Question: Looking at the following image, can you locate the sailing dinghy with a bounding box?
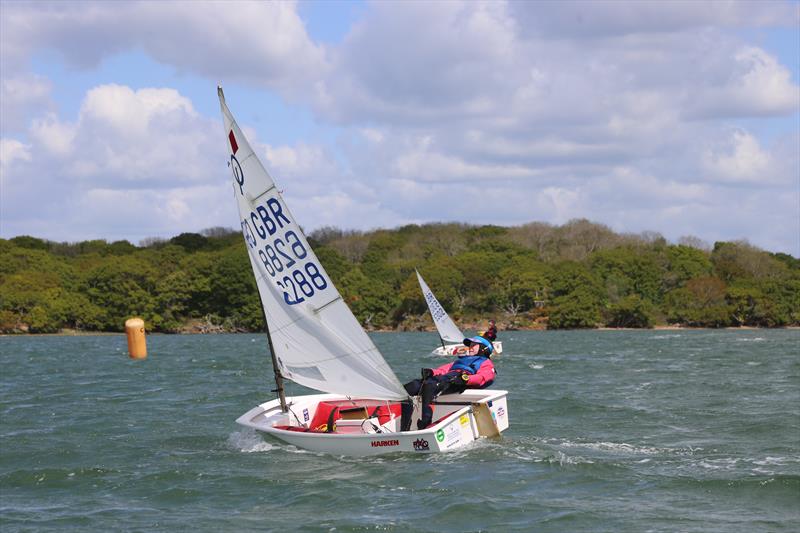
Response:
[416,270,503,356]
[218,87,509,455]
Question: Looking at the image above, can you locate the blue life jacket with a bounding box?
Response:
[450,355,489,375]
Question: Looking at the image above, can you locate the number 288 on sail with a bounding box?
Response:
[236,188,328,305]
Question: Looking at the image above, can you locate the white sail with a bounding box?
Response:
[416,270,464,344]
[218,87,406,400]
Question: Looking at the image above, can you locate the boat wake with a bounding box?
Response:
[227,429,276,453]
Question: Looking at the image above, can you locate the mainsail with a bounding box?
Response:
[218,87,406,400]
[416,270,464,344]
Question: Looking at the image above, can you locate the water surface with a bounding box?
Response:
[1,330,798,531]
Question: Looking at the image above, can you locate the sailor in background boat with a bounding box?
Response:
[480,319,498,342]
[401,336,496,431]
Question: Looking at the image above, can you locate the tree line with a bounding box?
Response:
[1,219,798,334]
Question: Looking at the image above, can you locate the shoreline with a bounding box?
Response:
[4,325,798,337]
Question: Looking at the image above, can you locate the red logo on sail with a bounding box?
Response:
[229,130,239,154]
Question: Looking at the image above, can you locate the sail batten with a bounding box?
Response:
[219,87,407,400]
[416,270,464,344]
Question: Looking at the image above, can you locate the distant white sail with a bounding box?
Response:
[218,87,406,400]
[416,270,464,344]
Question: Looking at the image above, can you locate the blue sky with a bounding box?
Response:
[1,0,798,255]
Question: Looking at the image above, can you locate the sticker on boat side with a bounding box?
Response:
[413,438,429,451]
[443,423,461,448]
[459,415,469,426]
[370,439,399,448]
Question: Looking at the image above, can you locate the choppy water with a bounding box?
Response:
[1,330,798,532]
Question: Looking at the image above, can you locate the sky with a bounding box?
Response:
[1,0,798,256]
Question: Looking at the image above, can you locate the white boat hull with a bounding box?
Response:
[237,389,509,456]
[432,341,503,356]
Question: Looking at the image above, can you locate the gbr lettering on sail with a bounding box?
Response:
[228,136,329,306]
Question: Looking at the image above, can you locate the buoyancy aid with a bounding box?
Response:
[450,355,489,375]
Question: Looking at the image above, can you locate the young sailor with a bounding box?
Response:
[480,319,498,342]
[401,336,496,431]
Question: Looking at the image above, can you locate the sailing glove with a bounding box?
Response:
[447,371,469,392]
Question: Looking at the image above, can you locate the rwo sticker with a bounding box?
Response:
[413,438,429,451]
[435,429,445,442]
[459,415,469,426]
[303,408,309,422]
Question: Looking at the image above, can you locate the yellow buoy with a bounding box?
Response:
[125,317,147,359]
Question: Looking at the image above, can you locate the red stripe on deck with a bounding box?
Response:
[229,130,238,154]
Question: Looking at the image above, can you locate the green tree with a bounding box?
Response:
[9,236,49,250]
[548,287,602,329]
[339,268,398,328]
[589,247,663,303]
[605,295,656,328]
[170,232,210,252]
[205,245,263,330]
[81,256,159,330]
[493,258,549,315]
[662,244,713,291]
[315,245,352,287]
[664,276,731,327]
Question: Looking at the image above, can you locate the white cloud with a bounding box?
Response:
[32,84,222,186]
[509,1,799,39]
[264,143,335,183]
[688,46,800,119]
[0,138,31,177]
[0,1,326,96]
[0,0,798,254]
[30,113,76,156]
[0,83,235,242]
[702,130,774,184]
[0,73,53,135]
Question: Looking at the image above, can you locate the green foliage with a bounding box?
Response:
[712,241,788,282]
[493,257,549,314]
[81,256,159,330]
[662,245,713,290]
[170,232,210,252]
[590,247,663,303]
[339,268,398,328]
[315,246,352,284]
[548,287,602,329]
[605,295,656,328]
[1,223,796,333]
[548,261,604,300]
[108,240,138,255]
[9,236,49,250]
[664,277,731,327]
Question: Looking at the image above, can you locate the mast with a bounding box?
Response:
[265,324,287,412]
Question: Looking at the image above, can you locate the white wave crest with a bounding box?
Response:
[556,440,693,456]
[227,429,275,453]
